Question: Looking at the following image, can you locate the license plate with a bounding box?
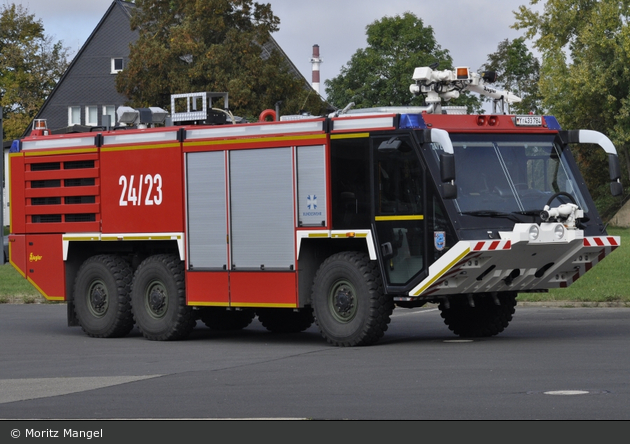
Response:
[515,115,543,126]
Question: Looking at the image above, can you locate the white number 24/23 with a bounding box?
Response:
[119,174,163,206]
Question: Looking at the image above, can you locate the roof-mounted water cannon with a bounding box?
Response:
[539,193,584,229]
[409,65,522,114]
[540,203,584,229]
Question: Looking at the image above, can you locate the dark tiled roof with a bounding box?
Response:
[23,0,310,136]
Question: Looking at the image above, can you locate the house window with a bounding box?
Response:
[86,106,99,126]
[103,105,116,126]
[68,106,81,126]
[111,58,124,74]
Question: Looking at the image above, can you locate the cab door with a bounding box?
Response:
[372,135,427,290]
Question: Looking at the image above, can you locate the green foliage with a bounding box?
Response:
[0,264,45,303]
[513,0,630,220]
[116,0,326,120]
[324,12,482,113]
[483,37,542,114]
[0,3,69,141]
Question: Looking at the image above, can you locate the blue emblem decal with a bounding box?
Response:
[434,231,446,251]
[307,195,317,210]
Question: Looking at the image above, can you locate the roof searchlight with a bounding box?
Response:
[410,65,522,114]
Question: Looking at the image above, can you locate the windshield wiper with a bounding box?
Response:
[514,210,543,219]
[461,210,522,222]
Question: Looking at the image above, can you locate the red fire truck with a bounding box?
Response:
[6,66,622,346]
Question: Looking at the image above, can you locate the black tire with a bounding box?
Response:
[311,251,393,346]
[73,255,134,338]
[438,292,517,338]
[256,308,314,333]
[201,307,255,331]
[131,254,195,341]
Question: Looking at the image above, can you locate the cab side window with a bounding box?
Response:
[330,136,371,229]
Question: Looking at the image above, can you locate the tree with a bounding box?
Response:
[483,37,542,115]
[324,12,482,113]
[513,0,630,219]
[116,0,325,120]
[0,4,69,141]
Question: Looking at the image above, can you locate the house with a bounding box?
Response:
[24,1,138,135]
[24,0,309,135]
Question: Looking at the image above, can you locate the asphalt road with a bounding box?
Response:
[1,303,629,420]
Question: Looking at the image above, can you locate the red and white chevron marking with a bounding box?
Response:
[562,238,619,288]
[583,237,620,248]
[472,240,512,251]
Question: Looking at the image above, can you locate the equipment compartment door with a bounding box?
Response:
[296,145,327,227]
[229,147,296,306]
[229,147,295,270]
[186,151,228,270]
[185,151,230,305]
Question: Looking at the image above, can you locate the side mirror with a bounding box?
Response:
[442,182,457,200]
[609,154,621,181]
[440,153,456,182]
[608,154,623,196]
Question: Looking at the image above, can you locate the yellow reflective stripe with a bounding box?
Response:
[185,134,326,147]
[331,232,368,238]
[331,133,369,139]
[412,247,471,296]
[188,302,230,307]
[375,215,424,222]
[24,148,98,157]
[233,303,298,308]
[308,233,329,238]
[26,277,64,301]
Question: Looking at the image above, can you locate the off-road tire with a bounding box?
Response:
[256,308,314,333]
[438,292,517,338]
[131,254,195,341]
[73,254,134,338]
[201,308,255,331]
[311,251,393,346]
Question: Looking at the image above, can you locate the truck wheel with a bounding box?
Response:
[73,255,134,338]
[311,252,393,346]
[200,308,255,331]
[256,308,314,333]
[131,254,195,341]
[438,292,517,337]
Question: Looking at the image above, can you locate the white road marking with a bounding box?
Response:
[543,390,590,396]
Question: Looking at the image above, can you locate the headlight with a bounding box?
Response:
[529,225,540,240]
[554,224,565,240]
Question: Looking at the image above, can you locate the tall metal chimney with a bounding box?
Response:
[310,44,322,95]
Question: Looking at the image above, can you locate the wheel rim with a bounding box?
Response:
[144,280,168,319]
[328,279,357,323]
[87,280,108,318]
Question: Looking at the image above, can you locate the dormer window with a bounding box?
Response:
[111,58,124,74]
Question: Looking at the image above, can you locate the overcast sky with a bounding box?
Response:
[15,0,542,100]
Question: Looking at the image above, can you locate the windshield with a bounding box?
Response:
[434,134,588,215]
